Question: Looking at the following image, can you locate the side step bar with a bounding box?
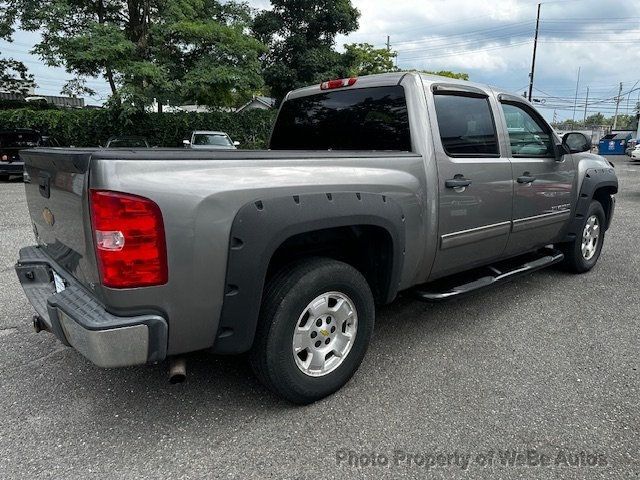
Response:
[411,247,564,302]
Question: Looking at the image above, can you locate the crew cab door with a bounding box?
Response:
[428,85,513,279]
[496,95,575,256]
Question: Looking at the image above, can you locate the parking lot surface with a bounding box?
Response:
[0,156,638,479]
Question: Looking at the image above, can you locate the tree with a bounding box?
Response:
[407,69,469,80]
[253,0,360,101]
[1,0,266,110]
[0,57,35,94]
[342,44,469,81]
[585,113,607,126]
[343,43,397,76]
[0,5,35,94]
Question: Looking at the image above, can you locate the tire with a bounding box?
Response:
[0,174,9,181]
[560,200,606,273]
[250,257,375,404]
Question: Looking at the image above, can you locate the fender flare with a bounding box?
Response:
[213,192,406,354]
[564,166,618,241]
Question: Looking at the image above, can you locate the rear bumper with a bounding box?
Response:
[0,161,24,175]
[15,246,168,368]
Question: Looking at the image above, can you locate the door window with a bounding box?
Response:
[501,103,554,157]
[433,93,499,157]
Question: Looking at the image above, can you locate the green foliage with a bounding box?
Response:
[405,69,469,80]
[253,0,360,101]
[343,43,397,76]
[2,0,266,110]
[0,108,277,149]
[554,113,638,130]
[0,99,59,111]
[0,57,35,94]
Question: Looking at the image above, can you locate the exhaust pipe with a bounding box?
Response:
[168,357,187,384]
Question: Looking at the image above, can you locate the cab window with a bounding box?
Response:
[501,102,554,157]
[433,93,500,157]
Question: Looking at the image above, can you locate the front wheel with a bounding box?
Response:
[250,258,375,404]
[560,200,606,273]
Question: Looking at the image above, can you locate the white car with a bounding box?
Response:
[183,131,240,150]
[632,145,640,160]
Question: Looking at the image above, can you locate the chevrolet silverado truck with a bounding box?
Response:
[14,73,618,404]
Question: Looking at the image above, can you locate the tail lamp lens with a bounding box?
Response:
[89,190,168,288]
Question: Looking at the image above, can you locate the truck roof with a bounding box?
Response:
[285,71,512,102]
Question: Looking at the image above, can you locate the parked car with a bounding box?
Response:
[631,145,640,160]
[14,73,618,404]
[183,131,239,149]
[105,136,151,148]
[0,129,43,180]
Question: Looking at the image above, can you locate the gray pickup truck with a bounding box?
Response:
[15,73,618,404]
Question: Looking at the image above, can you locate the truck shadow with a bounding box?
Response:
[8,266,575,435]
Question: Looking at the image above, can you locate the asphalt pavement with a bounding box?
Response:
[0,156,638,479]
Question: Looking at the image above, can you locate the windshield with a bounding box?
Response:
[270,86,411,151]
[193,134,233,146]
[0,131,40,148]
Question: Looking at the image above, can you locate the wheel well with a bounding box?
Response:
[266,225,395,304]
[592,186,617,229]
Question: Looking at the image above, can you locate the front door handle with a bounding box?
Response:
[517,174,536,184]
[445,177,472,189]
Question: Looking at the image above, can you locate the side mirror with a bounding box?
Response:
[233,141,240,146]
[562,132,591,154]
[182,139,191,147]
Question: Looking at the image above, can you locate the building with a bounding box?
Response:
[236,96,277,113]
[0,91,84,108]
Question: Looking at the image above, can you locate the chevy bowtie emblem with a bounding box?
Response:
[319,329,330,337]
[42,207,55,227]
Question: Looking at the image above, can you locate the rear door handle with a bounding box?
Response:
[445,177,472,188]
[517,175,536,184]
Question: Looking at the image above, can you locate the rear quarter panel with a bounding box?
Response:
[90,153,428,354]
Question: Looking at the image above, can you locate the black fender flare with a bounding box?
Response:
[564,167,618,241]
[213,192,406,354]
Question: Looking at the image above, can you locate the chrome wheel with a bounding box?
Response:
[581,215,600,260]
[292,292,358,377]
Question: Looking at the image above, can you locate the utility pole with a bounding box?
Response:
[572,67,581,122]
[583,86,589,123]
[613,82,623,131]
[386,35,391,52]
[635,99,640,141]
[527,3,542,102]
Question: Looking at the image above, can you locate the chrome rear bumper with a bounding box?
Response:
[15,245,167,368]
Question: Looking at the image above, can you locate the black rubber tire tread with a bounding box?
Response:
[250,257,374,404]
[560,200,606,273]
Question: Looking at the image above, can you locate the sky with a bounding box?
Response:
[1,0,639,122]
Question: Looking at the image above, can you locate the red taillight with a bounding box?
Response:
[320,77,357,90]
[89,190,167,288]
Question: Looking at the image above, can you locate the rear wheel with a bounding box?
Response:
[250,258,374,404]
[560,200,606,273]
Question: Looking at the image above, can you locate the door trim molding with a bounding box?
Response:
[511,210,571,233]
[440,221,511,250]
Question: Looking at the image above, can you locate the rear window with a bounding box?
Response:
[270,86,411,151]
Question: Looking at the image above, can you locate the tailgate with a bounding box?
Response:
[21,149,98,291]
